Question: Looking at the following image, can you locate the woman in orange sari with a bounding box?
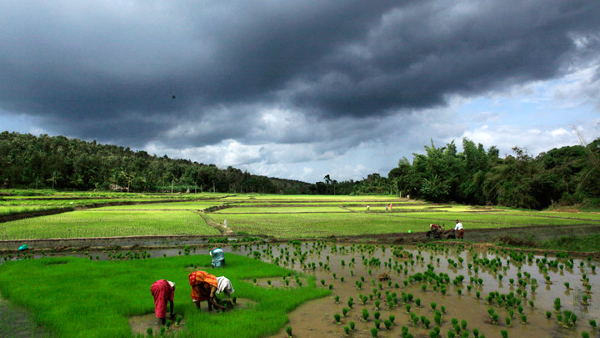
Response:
[188,271,226,311]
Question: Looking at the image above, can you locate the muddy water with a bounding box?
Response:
[226,243,599,338]
[1,243,599,337]
[0,297,50,337]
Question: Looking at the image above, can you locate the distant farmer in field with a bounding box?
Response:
[189,271,226,311]
[454,220,464,239]
[150,279,175,325]
[210,247,225,267]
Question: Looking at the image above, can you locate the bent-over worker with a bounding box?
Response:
[150,279,175,325]
[189,271,226,311]
[210,247,225,268]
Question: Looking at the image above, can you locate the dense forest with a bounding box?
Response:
[0,132,312,194]
[1,132,598,209]
[381,138,600,209]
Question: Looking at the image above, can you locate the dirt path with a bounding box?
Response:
[194,211,234,235]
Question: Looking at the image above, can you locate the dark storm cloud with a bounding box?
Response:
[1,0,599,147]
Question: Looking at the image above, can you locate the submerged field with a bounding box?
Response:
[0,242,598,337]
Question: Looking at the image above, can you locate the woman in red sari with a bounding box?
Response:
[150,279,175,324]
[188,271,226,311]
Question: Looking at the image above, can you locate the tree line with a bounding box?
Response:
[380,138,599,209]
[0,132,311,194]
[1,131,598,209]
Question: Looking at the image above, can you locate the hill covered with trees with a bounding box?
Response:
[380,138,599,209]
[0,132,311,194]
[1,131,598,209]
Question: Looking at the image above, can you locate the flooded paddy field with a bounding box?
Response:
[1,241,599,337]
[232,242,599,338]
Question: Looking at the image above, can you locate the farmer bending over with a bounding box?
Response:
[454,220,464,239]
[189,271,226,311]
[150,279,175,325]
[216,276,235,296]
[210,247,225,268]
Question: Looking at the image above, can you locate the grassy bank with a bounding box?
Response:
[0,253,329,337]
[541,233,600,252]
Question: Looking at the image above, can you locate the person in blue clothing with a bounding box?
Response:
[210,247,225,268]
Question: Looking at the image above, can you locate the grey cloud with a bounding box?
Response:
[1,0,599,149]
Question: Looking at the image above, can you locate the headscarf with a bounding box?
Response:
[216,276,235,295]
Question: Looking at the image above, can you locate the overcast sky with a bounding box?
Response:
[1,1,599,183]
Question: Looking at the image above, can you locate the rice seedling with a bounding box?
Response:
[0,253,328,337]
[334,314,341,324]
[362,308,369,322]
[434,314,442,326]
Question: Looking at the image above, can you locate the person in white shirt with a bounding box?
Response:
[454,220,464,239]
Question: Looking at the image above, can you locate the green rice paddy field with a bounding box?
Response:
[1,191,600,337]
[0,253,328,337]
[1,191,600,240]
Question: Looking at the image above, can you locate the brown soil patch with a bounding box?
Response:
[129,313,185,336]
[129,297,256,335]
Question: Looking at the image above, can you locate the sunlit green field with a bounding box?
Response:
[97,201,223,210]
[2,190,600,240]
[215,206,352,214]
[0,210,220,239]
[0,254,328,337]
[0,206,63,217]
[220,194,407,202]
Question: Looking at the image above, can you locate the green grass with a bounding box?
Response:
[214,206,352,214]
[206,212,414,238]
[96,201,224,210]
[205,208,600,238]
[3,191,600,240]
[541,233,600,252]
[0,254,329,337]
[0,210,220,239]
[0,206,64,217]
[388,211,600,227]
[220,194,405,202]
